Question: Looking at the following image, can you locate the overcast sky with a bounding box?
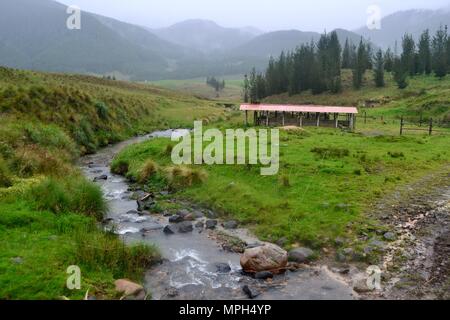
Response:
[57,0,449,31]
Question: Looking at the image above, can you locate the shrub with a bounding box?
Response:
[95,101,109,120]
[138,160,158,183]
[388,151,405,158]
[0,157,13,188]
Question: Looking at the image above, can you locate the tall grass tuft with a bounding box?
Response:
[138,159,158,183]
[73,226,160,278]
[165,166,207,189]
[70,179,108,220]
[26,176,107,220]
[111,159,129,175]
[27,178,69,213]
[0,156,13,188]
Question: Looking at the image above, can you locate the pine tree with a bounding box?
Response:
[418,29,432,74]
[265,56,277,96]
[373,49,385,87]
[432,25,448,79]
[384,48,394,72]
[243,74,249,103]
[393,57,408,89]
[342,38,351,69]
[401,34,416,76]
[249,68,258,103]
[352,39,365,89]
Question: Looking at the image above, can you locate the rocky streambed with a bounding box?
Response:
[81,130,357,300]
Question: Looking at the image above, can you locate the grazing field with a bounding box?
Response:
[150,76,244,102]
[0,67,229,299]
[113,72,450,263]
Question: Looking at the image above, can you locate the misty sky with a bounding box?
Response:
[57,0,449,31]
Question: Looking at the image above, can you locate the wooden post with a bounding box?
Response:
[266,111,270,126]
[299,114,303,127]
[245,111,248,126]
[350,114,354,130]
[335,113,338,128]
[400,116,404,136]
[282,111,285,126]
[316,113,320,127]
[429,118,433,136]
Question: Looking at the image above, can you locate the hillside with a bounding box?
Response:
[0,66,228,299]
[355,9,450,49]
[151,19,260,54]
[264,70,450,122]
[231,28,366,58]
[0,0,187,80]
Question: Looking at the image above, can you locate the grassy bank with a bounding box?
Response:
[0,67,228,299]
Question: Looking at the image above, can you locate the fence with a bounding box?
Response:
[356,111,450,136]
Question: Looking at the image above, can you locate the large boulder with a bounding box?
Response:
[240,243,288,273]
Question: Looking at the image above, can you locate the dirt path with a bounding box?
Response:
[365,169,450,300]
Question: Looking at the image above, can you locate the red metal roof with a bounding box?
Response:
[240,104,358,114]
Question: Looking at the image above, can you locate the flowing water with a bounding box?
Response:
[81,130,356,300]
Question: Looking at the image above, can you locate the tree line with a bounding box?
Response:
[206,76,226,93]
[244,26,450,103]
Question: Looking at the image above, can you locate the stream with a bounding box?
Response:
[81,130,356,300]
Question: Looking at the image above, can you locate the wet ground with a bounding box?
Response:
[81,130,356,300]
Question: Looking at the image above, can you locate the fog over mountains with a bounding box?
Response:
[0,0,449,80]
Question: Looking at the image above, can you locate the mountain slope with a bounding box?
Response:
[152,19,259,53]
[355,9,450,49]
[0,0,184,80]
[229,28,368,59]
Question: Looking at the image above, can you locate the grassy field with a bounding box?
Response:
[150,76,243,102]
[0,67,229,299]
[112,72,450,263]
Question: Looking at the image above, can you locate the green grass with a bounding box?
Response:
[150,75,243,102]
[0,197,159,300]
